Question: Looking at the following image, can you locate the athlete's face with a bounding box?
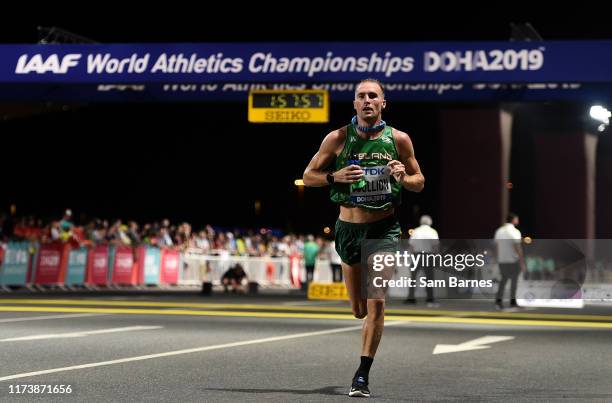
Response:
[354,82,386,122]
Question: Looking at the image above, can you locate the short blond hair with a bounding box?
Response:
[355,78,385,98]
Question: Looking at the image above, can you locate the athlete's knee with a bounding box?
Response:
[352,306,367,319]
[366,300,385,321]
[353,308,367,319]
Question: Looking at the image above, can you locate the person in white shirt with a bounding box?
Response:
[405,215,440,305]
[494,213,526,309]
[328,239,343,282]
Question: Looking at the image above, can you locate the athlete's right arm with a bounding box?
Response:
[303,129,364,187]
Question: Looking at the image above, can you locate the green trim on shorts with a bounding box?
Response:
[334,215,401,265]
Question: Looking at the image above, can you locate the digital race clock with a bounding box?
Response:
[248,89,329,123]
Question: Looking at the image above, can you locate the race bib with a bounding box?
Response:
[350,165,392,204]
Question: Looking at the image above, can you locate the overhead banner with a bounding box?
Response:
[0,82,611,103]
[3,41,612,84]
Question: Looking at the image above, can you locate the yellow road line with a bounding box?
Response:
[1,299,611,321]
[1,306,612,328]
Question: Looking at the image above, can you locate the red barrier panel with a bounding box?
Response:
[34,243,70,285]
[160,248,179,285]
[111,246,136,285]
[290,253,301,288]
[26,248,33,283]
[136,246,146,285]
[87,245,109,285]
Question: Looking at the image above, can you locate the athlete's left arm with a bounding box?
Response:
[388,129,425,192]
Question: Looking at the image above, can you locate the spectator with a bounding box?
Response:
[127,221,141,245]
[59,209,75,233]
[50,221,61,241]
[221,263,248,294]
[157,227,174,247]
[405,215,440,306]
[327,238,343,283]
[494,212,526,310]
[303,234,319,285]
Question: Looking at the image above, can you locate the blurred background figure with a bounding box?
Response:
[494,213,526,310]
[327,237,343,282]
[405,215,440,306]
[221,263,248,294]
[303,234,319,287]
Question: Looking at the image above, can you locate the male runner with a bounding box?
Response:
[303,78,425,397]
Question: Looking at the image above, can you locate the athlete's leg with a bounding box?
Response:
[343,260,373,397]
[361,252,393,357]
[362,298,385,357]
[342,261,386,356]
[343,262,367,319]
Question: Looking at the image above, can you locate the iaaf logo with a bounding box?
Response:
[15,54,81,74]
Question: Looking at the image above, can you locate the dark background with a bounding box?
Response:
[2,10,612,235]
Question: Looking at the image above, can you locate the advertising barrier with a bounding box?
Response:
[87,245,109,286]
[0,242,30,286]
[34,243,70,285]
[160,248,180,285]
[111,246,137,285]
[137,246,161,285]
[65,246,88,285]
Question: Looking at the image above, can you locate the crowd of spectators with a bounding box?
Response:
[0,209,333,259]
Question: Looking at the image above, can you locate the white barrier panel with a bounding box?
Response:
[180,253,335,287]
[181,253,291,287]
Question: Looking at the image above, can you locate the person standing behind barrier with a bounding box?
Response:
[328,238,343,282]
[59,209,74,232]
[405,215,439,306]
[494,213,526,310]
[157,226,174,247]
[303,234,319,285]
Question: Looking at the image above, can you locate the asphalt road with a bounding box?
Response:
[0,292,611,402]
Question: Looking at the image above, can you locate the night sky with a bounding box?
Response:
[2,11,612,235]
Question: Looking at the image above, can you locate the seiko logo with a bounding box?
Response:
[15,54,81,74]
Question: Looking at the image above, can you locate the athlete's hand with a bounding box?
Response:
[333,165,364,183]
[387,160,406,182]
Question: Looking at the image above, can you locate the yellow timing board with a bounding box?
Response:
[248,89,329,123]
[307,282,349,300]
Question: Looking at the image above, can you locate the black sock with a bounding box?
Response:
[356,356,374,379]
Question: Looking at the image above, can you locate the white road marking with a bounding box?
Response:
[0,322,401,381]
[0,326,162,342]
[0,313,110,323]
[433,335,515,354]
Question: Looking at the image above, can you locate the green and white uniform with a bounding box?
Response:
[330,124,402,210]
[332,124,403,265]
